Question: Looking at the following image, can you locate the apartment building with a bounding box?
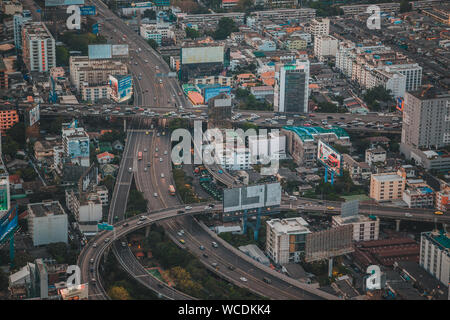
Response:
[21,22,55,73]
[13,10,31,50]
[314,35,338,62]
[342,154,371,181]
[341,2,400,15]
[254,9,316,23]
[403,187,435,208]
[266,217,310,265]
[193,75,233,87]
[69,56,128,91]
[140,23,174,45]
[27,201,68,246]
[2,1,22,15]
[370,172,406,202]
[62,126,90,167]
[80,83,110,102]
[401,89,450,151]
[0,107,19,134]
[65,189,103,223]
[332,215,380,242]
[365,147,387,166]
[308,18,329,36]
[420,230,450,288]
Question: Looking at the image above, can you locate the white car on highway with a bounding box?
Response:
[240,277,248,282]
[185,206,192,210]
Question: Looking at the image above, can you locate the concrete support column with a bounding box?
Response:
[145,225,151,237]
[123,119,127,132]
[395,219,401,232]
[328,257,333,278]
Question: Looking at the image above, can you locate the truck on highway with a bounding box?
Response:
[168,185,176,196]
[138,151,143,160]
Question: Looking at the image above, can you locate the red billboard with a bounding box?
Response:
[317,140,342,176]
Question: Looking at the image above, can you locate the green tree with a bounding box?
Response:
[213,17,238,40]
[147,39,159,50]
[400,0,412,13]
[56,46,70,66]
[0,268,8,291]
[108,286,130,300]
[185,27,200,39]
[101,175,115,193]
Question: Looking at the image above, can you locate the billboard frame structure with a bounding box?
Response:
[222,183,281,240]
[305,225,354,263]
[317,139,343,185]
[0,206,19,267]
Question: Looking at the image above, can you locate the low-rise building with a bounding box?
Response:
[332,214,379,242]
[403,186,434,208]
[266,217,310,265]
[365,147,387,167]
[96,152,115,164]
[369,172,405,202]
[27,201,68,246]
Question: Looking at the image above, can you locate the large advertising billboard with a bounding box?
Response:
[305,225,354,262]
[181,46,224,65]
[27,105,40,127]
[0,206,18,244]
[223,183,281,213]
[317,140,342,176]
[203,86,231,103]
[112,44,129,57]
[68,138,89,159]
[109,75,133,103]
[88,44,112,60]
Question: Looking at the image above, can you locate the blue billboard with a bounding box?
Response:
[203,86,231,103]
[109,75,133,103]
[0,206,18,244]
[88,44,111,60]
[68,138,90,159]
[81,5,96,16]
[45,0,84,6]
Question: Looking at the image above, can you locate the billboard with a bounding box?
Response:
[68,138,90,159]
[203,86,231,103]
[181,46,224,65]
[305,225,354,262]
[396,97,404,111]
[223,183,281,213]
[88,44,112,60]
[27,105,40,127]
[109,75,133,103]
[317,140,342,176]
[341,200,359,218]
[45,0,84,6]
[80,5,96,15]
[112,44,129,57]
[0,206,18,244]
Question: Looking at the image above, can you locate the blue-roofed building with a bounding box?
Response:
[420,230,450,288]
[282,126,350,167]
[402,185,435,208]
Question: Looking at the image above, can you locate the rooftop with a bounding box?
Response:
[267,217,310,234]
[283,126,349,142]
[371,172,403,182]
[28,200,66,218]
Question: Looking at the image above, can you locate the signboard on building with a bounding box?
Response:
[88,44,111,60]
[223,183,281,213]
[203,86,231,103]
[109,75,133,103]
[317,140,342,176]
[68,138,90,159]
[0,206,18,244]
[92,23,99,35]
[305,225,354,262]
[60,283,89,300]
[45,0,84,6]
[80,5,96,15]
[181,46,224,65]
[27,104,40,127]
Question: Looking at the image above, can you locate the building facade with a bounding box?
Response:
[420,231,450,288]
[21,22,56,73]
[27,201,68,246]
[370,172,406,202]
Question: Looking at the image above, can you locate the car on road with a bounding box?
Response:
[179,230,184,235]
[185,206,192,210]
[405,213,412,217]
[240,277,248,282]
[327,206,335,210]
[128,167,132,173]
[144,167,148,172]
[434,211,443,215]
[202,253,209,258]
[263,277,272,284]
[104,238,110,243]
[153,193,158,197]
[211,242,218,248]
[144,148,147,152]
[121,242,127,247]
[211,262,218,268]
[90,258,94,264]
[204,206,210,210]
[159,158,163,162]
[157,133,160,137]
[179,239,185,244]
[177,231,183,236]
[93,243,97,248]
[147,162,151,167]
[227,265,235,271]
[177,210,184,214]
[157,283,164,288]
[164,150,168,155]
[199,245,205,250]
[146,131,149,135]
[155,148,159,152]
[161,173,164,178]
[159,79,162,84]
[91,278,96,285]
[137,220,143,225]
[123,222,129,227]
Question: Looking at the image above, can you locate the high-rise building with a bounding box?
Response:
[207,93,232,129]
[0,107,19,134]
[27,201,68,246]
[274,60,310,113]
[21,22,56,73]
[420,230,450,288]
[369,172,405,202]
[314,35,338,62]
[308,18,330,36]
[401,88,450,150]
[13,10,31,50]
